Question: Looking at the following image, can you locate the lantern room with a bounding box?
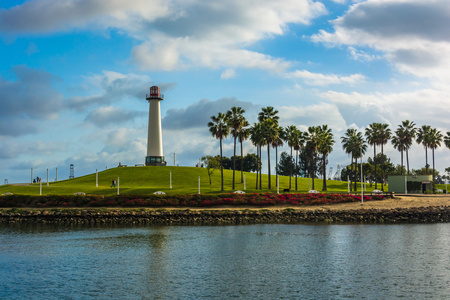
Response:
[146,86,164,100]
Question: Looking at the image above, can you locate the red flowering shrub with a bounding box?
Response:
[0,192,385,208]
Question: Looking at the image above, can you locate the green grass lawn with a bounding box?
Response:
[0,166,386,196]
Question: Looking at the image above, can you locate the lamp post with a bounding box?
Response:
[277,176,279,194]
[170,170,172,189]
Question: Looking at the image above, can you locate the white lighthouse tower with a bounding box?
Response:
[145,86,166,166]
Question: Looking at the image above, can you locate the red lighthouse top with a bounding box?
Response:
[146,86,164,100]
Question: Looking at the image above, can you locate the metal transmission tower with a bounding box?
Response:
[69,164,74,179]
[333,165,341,181]
[328,167,333,180]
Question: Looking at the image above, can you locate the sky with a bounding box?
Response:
[1,0,450,184]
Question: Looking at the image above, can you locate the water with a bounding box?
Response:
[1,223,450,299]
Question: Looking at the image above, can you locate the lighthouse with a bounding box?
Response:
[145,86,166,166]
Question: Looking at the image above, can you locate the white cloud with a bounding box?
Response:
[319,87,450,129]
[311,0,450,81]
[221,69,236,79]
[0,0,327,72]
[285,70,365,86]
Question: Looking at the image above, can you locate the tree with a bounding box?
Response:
[250,123,264,190]
[258,106,280,124]
[260,119,278,189]
[317,125,334,191]
[305,126,320,190]
[242,153,259,173]
[277,151,299,176]
[293,130,305,191]
[208,112,230,192]
[377,123,391,191]
[227,106,246,190]
[238,121,250,183]
[342,129,366,192]
[365,123,380,189]
[201,156,220,185]
[428,127,443,183]
[445,132,450,149]
[284,125,300,189]
[367,154,395,184]
[399,120,416,175]
[258,107,279,190]
[416,125,432,174]
[272,126,284,188]
[391,129,406,175]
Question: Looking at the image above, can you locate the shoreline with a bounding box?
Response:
[1,195,450,224]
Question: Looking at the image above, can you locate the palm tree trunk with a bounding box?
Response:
[232,136,237,190]
[401,149,404,175]
[354,157,357,192]
[381,143,385,191]
[350,155,354,192]
[289,146,293,189]
[259,145,262,190]
[432,147,435,184]
[425,146,429,174]
[275,145,278,187]
[255,146,259,190]
[312,153,315,190]
[295,149,298,190]
[220,137,224,192]
[322,154,327,191]
[240,139,244,183]
[406,148,410,175]
[267,145,271,190]
[373,144,377,190]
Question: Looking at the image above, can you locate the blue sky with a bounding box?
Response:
[1,0,450,183]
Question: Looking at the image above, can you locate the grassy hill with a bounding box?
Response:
[0,166,384,196]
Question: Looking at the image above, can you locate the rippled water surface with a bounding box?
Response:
[1,223,450,299]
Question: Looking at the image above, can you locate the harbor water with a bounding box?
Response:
[1,223,449,299]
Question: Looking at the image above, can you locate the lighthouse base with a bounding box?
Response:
[145,156,166,166]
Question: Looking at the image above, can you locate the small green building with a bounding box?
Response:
[388,175,433,194]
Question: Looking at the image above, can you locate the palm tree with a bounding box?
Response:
[399,120,416,175]
[417,125,432,174]
[391,129,406,175]
[227,106,246,190]
[258,106,280,124]
[341,129,366,192]
[250,123,264,190]
[317,125,334,191]
[365,123,380,189]
[260,119,278,189]
[293,130,305,191]
[284,125,299,189]
[428,128,443,183]
[377,123,391,191]
[208,112,230,192]
[272,126,284,188]
[305,126,320,190]
[238,120,250,183]
[445,132,450,150]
